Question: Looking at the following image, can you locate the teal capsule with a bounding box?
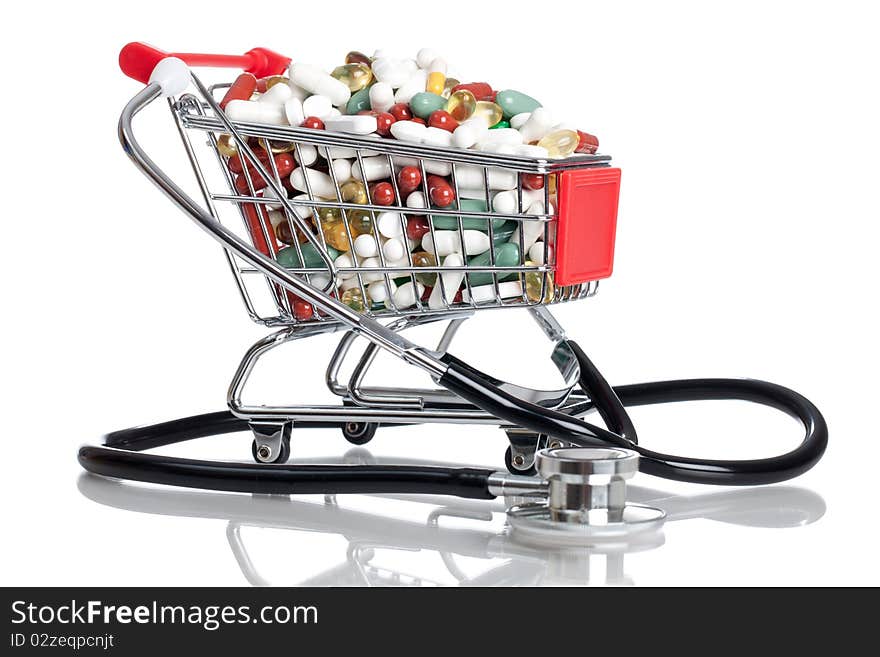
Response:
[429,199,509,230]
[467,242,521,286]
[491,220,517,246]
[409,92,447,120]
[489,119,511,129]
[277,244,339,269]
[346,85,373,114]
[495,89,542,119]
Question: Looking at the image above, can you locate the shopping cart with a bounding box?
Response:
[97,44,825,490]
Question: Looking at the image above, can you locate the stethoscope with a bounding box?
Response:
[77,450,825,585]
[78,352,828,544]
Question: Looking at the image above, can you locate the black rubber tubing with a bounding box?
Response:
[439,355,828,486]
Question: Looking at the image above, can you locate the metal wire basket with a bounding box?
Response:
[169,79,620,327]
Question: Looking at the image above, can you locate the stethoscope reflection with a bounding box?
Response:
[77,448,825,586]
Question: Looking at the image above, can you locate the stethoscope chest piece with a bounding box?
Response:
[507,447,666,547]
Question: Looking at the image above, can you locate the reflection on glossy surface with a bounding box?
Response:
[78,448,825,587]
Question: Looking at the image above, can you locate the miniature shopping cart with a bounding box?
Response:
[117,44,624,475]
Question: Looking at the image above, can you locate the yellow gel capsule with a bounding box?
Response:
[538,129,580,159]
[216,134,238,157]
[323,221,352,251]
[268,140,295,153]
[412,251,437,286]
[347,209,374,236]
[263,76,290,90]
[446,89,476,122]
[317,206,342,225]
[331,63,373,92]
[525,262,554,303]
[473,101,503,127]
[426,71,446,96]
[340,180,368,205]
[341,287,366,312]
[442,77,460,99]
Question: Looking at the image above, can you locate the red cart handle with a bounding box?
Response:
[119,42,291,84]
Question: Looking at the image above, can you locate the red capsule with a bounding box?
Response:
[427,175,455,208]
[292,296,315,321]
[388,103,413,121]
[221,73,258,109]
[406,216,430,241]
[575,131,599,154]
[370,182,395,206]
[234,153,296,193]
[227,147,269,174]
[521,173,545,190]
[301,116,325,130]
[375,112,396,136]
[243,204,275,256]
[397,166,422,195]
[451,82,494,101]
[427,110,459,133]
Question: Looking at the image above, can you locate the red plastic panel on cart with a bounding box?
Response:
[554,167,622,286]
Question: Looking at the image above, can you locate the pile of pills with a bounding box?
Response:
[215,48,601,318]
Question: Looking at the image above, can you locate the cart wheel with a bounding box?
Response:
[251,436,290,464]
[342,422,377,445]
[504,445,537,477]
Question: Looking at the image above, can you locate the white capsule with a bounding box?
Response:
[392,156,452,176]
[492,189,544,214]
[334,253,357,280]
[416,48,441,69]
[394,69,428,104]
[476,142,518,155]
[422,230,490,257]
[517,107,556,143]
[224,99,287,125]
[368,82,395,114]
[510,112,531,129]
[353,233,380,258]
[368,279,397,303]
[290,168,336,198]
[422,126,453,148]
[294,144,318,167]
[261,187,286,211]
[479,128,524,145]
[302,94,334,119]
[377,212,405,238]
[429,57,447,75]
[516,144,550,159]
[318,145,358,159]
[452,125,477,150]
[358,257,384,283]
[324,115,378,135]
[390,120,427,143]
[339,276,361,292]
[428,253,464,309]
[405,191,427,209]
[288,193,318,221]
[259,83,293,106]
[352,156,393,182]
[330,158,352,184]
[454,166,518,190]
[392,281,425,309]
[289,63,351,106]
[382,238,406,262]
[284,97,305,126]
[463,280,523,303]
[509,202,547,252]
[371,58,412,88]
[528,242,546,266]
[326,107,342,118]
[267,209,286,228]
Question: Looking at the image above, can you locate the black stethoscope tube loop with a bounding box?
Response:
[440,341,828,486]
[79,342,827,494]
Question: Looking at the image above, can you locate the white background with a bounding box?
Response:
[1,1,878,586]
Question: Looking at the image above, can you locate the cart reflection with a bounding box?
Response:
[78,448,825,586]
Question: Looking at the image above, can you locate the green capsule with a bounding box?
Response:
[467,242,521,286]
[409,92,447,120]
[429,199,509,230]
[277,244,339,269]
[489,119,510,129]
[346,85,373,115]
[491,220,517,245]
[495,89,542,119]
